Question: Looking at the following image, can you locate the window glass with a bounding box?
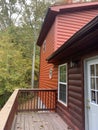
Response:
[59,84,66,103]
[43,40,46,52]
[96,78,98,90]
[90,65,95,76]
[60,65,66,82]
[90,64,98,105]
[91,78,95,90]
[58,64,67,105]
[96,64,98,76]
[91,91,96,103]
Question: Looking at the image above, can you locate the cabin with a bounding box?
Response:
[37,1,98,130]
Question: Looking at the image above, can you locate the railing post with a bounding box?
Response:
[0,89,19,130]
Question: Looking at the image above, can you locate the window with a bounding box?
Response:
[49,68,53,79]
[90,64,98,104]
[58,64,67,106]
[43,40,46,52]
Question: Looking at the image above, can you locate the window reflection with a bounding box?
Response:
[96,64,98,76]
[97,92,98,104]
[60,65,66,82]
[91,78,95,89]
[90,65,95,76]
[96,78,98,90]
[90,64,98,105]
[91,91,96,103]
[59,84,66,103]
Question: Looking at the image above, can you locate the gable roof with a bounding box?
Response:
[46,15,98,64]
[37,2,98,46]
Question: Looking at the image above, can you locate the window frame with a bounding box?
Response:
[43,40,46,52]
[58,63,68,106]
[89,63,98,105]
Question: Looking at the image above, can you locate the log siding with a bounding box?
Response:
[68,62,84,130]
[57,61,84,130]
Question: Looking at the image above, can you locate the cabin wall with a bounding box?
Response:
[38,6,98,130]
[68,61,84,130]
[39,22,58,89]
[39,8,98,89]
[55,9,98,50]
[56,60,84,130]
[56,48,98,130]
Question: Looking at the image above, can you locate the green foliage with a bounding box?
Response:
[0,0,54,108]
[0,91,12,108]
[0,26,39,108]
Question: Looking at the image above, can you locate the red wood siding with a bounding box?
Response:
[39,22,58,89]
[55,9,98,50]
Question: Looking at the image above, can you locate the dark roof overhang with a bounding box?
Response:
[37,2,98,46]
[36,9,58,46]
[46,16,98,64]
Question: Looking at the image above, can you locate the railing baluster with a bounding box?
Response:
[24,91,25,110]
[21,92,23,111]
[49,91,50,110]
[52,91,54,109]
[39,91,41,109]
[17,88,57,112]
[36,91,38,110]
[49,91,52,109]
[27,92,30,111]
[30,91,32,111]
[48,91,49,110]
[44,91,47,109]
[33,90,35,111]
[42,91,43,111]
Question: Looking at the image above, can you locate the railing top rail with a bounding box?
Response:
[0,89,19,130]
[19,88,57,91]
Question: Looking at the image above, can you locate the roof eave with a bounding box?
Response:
[36,9,58,46]
[47,16,98,63]
[37,2,98,46]
[60,2,98,13]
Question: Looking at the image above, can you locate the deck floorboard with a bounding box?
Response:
[11,112,69,130]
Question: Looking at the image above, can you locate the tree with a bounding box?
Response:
[0,0,54,88]
[0,26,34,107]
[0,0,19,30]
[17,0,54,87]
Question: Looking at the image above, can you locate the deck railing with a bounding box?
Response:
[0,89,19,130]
[18,88,57,112]
[0,88,57,130]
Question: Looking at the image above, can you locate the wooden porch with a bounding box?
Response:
[0,88,71,130]
[12,112,68,130]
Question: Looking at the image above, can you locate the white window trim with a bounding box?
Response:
[58,63,67,106]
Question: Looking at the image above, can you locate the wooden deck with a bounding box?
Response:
[11,112,70,130]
